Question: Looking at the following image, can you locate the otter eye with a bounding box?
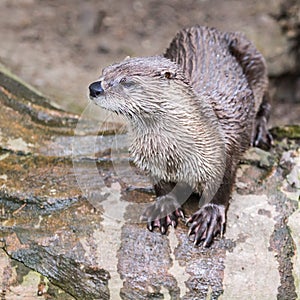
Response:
[164,72,172,79]
[120,78,135,88]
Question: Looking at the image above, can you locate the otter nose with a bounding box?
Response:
[89,81,104,98]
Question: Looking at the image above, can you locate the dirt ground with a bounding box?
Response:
[0,0,299,126]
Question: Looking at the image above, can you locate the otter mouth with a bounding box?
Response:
[88,82,121,115]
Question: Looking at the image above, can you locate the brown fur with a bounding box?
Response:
[89,25,272,246]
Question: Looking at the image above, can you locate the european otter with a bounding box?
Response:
[89,26,272,247]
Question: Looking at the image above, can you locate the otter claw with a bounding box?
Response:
[187,203,225,247]
[253,117,273,150]
[141,195,184,234]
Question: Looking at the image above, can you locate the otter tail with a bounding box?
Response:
[225,31,269,113]
[225,32,273,149]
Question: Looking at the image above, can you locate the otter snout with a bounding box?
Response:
[89,81,104,98]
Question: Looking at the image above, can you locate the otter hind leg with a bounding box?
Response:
[252,92,273,150]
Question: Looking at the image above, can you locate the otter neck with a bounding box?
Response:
[127,92,226,195]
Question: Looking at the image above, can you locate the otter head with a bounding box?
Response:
[89,56,191,120]
[89,56,226,196]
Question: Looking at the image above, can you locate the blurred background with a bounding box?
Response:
[0,0,299,126]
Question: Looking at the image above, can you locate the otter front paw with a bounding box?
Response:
[140,195,185,234]
[187,203,225,247]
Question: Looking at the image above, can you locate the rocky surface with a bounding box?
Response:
[0,61,299,299]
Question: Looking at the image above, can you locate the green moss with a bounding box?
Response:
[271,125,300,139]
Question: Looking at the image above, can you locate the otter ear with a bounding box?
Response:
[164,71,175,79]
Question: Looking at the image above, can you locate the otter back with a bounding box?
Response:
[165,26,268,154]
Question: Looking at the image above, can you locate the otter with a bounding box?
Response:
[89,26,272,247]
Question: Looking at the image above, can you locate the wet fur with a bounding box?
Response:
[89,25,272,246]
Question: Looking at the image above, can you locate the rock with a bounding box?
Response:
[0,66,300,299]
[0,64,111,299]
